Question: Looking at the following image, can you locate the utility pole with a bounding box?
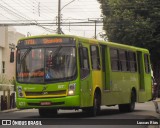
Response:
[88,19,98,39]
[88,18,103,39]
[57,0,61,34]
[57,0,76,34]
[94,20,97,39]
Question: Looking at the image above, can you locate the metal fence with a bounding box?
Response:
[0,85,16,111]
[1,91,16,111]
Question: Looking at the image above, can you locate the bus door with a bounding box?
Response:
[137,52,152,102]
[100,45,110,90]
[79,46,92,107]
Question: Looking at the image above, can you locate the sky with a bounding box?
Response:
[0,0,103,39]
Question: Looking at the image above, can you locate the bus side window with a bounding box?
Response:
[119,50,128,71]
[90,45,101,70]
[79,47,90,79]
[128,52,137,72]
[110,48,120,71]
[144,54,150,73]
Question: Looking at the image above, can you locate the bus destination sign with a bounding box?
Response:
[18,37,75,47]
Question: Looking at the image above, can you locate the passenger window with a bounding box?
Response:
[128,52,137,72]
[110,48,120,71]
[119,50,128,71]
[79,47,90,79]
[144,54,150,73]
[90,45,100,70]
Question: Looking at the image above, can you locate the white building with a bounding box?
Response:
[0,27,25,81]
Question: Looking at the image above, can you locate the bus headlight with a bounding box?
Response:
[17,86,24,97]
[68,83,76,96]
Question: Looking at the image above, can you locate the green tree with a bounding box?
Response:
[98,0,160,88]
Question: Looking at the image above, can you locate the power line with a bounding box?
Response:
[0,0,102,35]
[0,4,27,21]
[0,21,103,26]
[0,0,58,33]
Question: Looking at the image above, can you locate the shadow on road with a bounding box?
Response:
[22,108,156,119]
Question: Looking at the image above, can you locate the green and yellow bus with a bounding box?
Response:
[11,34,152,116]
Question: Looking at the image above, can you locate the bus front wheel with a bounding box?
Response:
[118,91,136,112]
[89,92,101,116]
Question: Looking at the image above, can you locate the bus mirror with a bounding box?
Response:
[17,51,21,64]
[10,51,14,63]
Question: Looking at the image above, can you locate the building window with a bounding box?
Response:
[2,61,5,73]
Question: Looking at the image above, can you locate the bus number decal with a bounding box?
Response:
[58,85,65,89]
[25,40,35,45]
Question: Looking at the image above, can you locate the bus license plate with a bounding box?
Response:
[40,102,51,106]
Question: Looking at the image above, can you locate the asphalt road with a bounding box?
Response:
[0,101,159,128]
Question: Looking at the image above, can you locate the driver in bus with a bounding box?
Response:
[45,67,54,79]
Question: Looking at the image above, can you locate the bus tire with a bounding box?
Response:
[118,91,136,112]
[89,92,101,116]
[39,108,57,117]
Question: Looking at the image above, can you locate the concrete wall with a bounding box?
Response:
[0,49,2,74]
[0,27,7,74]
[0,27,24,111]
[0,27,6,48]
[0,27,25,81]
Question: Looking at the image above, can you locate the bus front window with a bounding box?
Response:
[45,47,76,81]
[17,47,76,83]
[17,48,45,83]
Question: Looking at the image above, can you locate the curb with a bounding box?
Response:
[152,98,160,114]
[0,108,19,113]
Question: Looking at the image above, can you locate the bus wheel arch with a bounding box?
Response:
[119,88,136,112]
[131,87,137,102]
[85,87,101,116]
[82,87,101,116]
[94,87,101,107]
[129,88,137,111]
[92,87,101,116]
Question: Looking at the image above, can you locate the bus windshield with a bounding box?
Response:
[17,46,76,83]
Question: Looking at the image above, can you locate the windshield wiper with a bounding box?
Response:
[20,47,32,64]
[44,45,62,82]
[52,45,62,58]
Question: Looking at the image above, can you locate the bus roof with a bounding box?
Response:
[18,34,149,53]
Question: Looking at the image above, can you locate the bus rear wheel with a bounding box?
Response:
[118,91,136,112]
[39,108,57,117]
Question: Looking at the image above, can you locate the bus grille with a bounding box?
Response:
[25,90,66,97]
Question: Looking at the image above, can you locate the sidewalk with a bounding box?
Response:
[153,98,160,114]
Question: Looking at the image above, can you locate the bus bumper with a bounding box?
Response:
[16,95,80,109]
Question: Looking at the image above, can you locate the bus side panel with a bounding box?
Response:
[101,45,116,105]
[91,70,103,98]
[110,72,139,105]
[138,75,151,102]
[80,75,93,107]
[79,42,93,107]
[137,52,152,102]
